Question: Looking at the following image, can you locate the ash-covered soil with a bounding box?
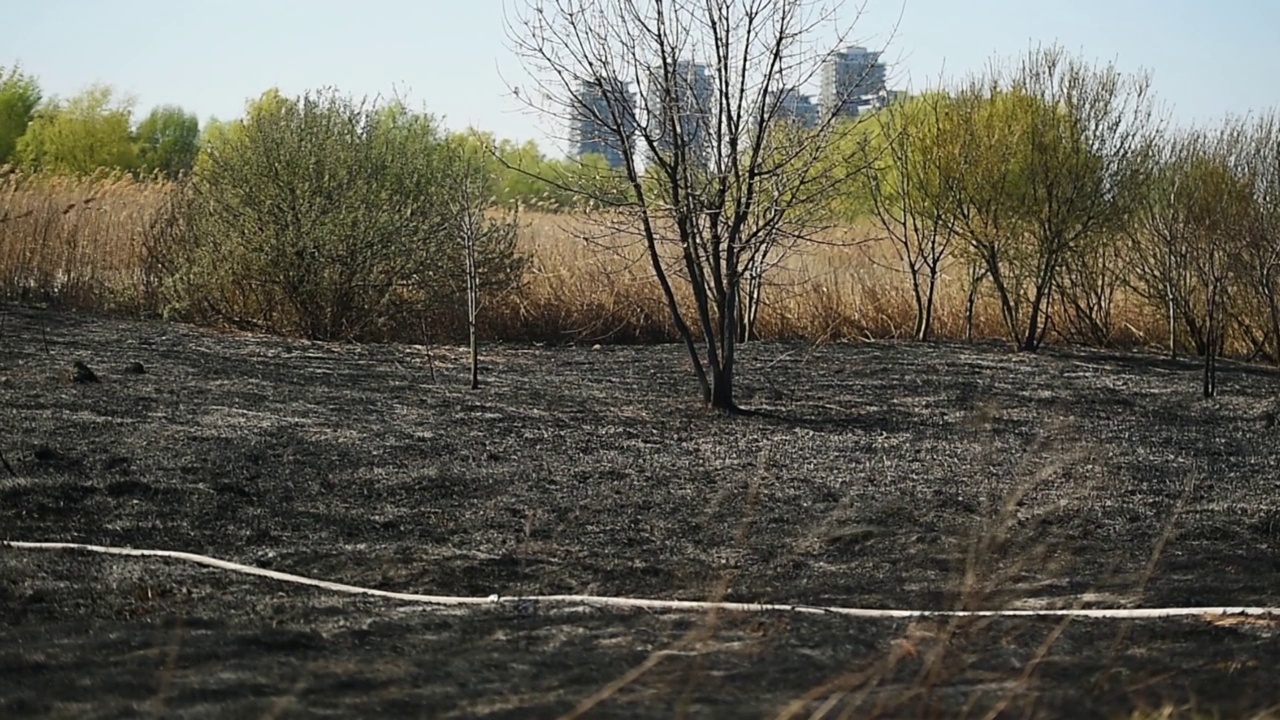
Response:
[1,303,1278,719]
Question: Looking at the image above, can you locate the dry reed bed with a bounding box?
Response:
[0,172,170,313]
[0,174,1167,346]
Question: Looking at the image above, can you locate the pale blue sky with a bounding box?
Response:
[4,0,1278,155]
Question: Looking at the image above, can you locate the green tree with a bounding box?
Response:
[565,152,631,209]
[858,92,959,341]
[15,84,138,174]
[193,116,238,175]
[135,105,199,178]
[0,64,41,165]
[1160,125,1257,397]
[823,116,881,222]
[1222,113,1280,366]
[937,47,1158,351]
[193,89,291,176]
[1124,133,1202,360]
[493,138,572,209]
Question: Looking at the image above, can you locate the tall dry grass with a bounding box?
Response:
[0,170,171,314]
[0,172,1170,347]
[508,211,1058,345]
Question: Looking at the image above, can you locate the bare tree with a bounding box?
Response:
[1226,113,1280,364]
[1124,134,1199,360]
[446,139,522,390]
[1190,148,1234,399]
[507,0,879,410]
[1162,123,1256,397]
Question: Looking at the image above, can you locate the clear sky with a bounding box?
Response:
[4,0,1278,155]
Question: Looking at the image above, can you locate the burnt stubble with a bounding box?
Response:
[1,303,1277,718]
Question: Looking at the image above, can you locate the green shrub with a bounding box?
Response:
[164,89,522,341]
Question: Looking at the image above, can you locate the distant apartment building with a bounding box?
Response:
[570,76,637,169]
[768,86,819,128]
[873,88,906,111]
[819,45,888,119]
[648,60,714,160]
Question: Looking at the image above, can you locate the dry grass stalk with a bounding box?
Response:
[1,175,1180,347]
[0,171,170,313]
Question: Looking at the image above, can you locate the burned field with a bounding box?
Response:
[1,303,1278,719]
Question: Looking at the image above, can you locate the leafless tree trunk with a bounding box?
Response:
[464,226,480,390]
[447,141,521,390]
[964,259,986,342]
[507,0,880,411]
[739,240,770,342]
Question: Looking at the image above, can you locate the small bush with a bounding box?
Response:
[163,89,523,341]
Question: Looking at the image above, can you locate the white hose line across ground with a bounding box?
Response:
[5,540,1279,620]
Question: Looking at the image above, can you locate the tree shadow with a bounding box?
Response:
[734,405,913,434]
[1045,345,1280,381]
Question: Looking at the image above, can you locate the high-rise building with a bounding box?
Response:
[819,45,887,120]
[648,60,714,160]
[570,76,637,169]
[876,89,905,110]
[768,87,819,128]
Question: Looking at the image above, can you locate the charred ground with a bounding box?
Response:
[1,303,1278,718]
